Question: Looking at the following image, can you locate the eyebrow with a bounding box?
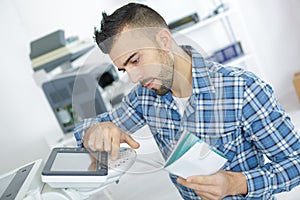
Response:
[123,52,138,67]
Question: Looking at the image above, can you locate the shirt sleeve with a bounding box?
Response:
[241,77,300,198]
[74,87,146,147]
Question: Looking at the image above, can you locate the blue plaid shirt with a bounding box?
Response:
[74,46,300,199]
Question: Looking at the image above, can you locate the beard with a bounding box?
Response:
[151,51,174,96]
[154,68,173,96]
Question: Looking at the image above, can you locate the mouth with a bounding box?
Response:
[142,78,155,90]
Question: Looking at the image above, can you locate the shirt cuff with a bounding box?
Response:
[242,168,273,199]
[73,117,100,147]
[73,112,112,147]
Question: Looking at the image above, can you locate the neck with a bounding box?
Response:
[171,46,192,98]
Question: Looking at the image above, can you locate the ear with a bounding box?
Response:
[156,29,173,51]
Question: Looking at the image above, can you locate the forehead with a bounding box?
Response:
[109,28,159,65]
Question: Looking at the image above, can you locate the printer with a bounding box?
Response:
[41,63,121,134]
[29,30,126,137]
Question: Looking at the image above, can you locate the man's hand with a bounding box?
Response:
[177,170,248,200]
[83,122,140,160]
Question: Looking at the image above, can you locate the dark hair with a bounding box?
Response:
[94,3,168,54]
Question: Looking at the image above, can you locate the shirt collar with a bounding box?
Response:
[181,45,215,95]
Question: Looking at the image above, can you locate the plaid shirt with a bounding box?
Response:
[74,46,300,199]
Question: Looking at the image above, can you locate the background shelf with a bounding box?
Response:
[174,9,234,35]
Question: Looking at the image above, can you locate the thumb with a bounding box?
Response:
[123,134,140,149]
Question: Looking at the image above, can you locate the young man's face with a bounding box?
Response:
[109,28,174,96]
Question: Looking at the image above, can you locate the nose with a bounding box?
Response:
[127,67,143,83]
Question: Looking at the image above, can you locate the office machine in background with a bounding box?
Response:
[30,30,94,72]
[42,63,121,134]
[30,30,124,136]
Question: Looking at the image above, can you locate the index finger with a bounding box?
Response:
[111,132,121,160]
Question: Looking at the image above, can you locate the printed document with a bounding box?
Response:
[164,131,227,178]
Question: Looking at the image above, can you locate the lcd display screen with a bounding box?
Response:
[42,148,107,176]
[50,152,96,172]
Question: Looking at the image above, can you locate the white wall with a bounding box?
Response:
[0,0,60,174]
[0,0,117,174]
[0,1,300,198]
[233,0,300,108]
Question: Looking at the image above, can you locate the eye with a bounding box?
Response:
[131,57,139,64]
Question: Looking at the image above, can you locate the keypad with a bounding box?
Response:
[108,148,136,171]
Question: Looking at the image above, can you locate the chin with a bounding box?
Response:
[154,88,170,96]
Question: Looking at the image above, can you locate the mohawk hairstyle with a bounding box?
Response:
[94,3,168,54]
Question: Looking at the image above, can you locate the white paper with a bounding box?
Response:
[164,142,227,178]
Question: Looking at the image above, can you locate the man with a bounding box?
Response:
[74,3,300,199]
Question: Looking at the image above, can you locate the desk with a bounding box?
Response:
[90,152,182,200]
